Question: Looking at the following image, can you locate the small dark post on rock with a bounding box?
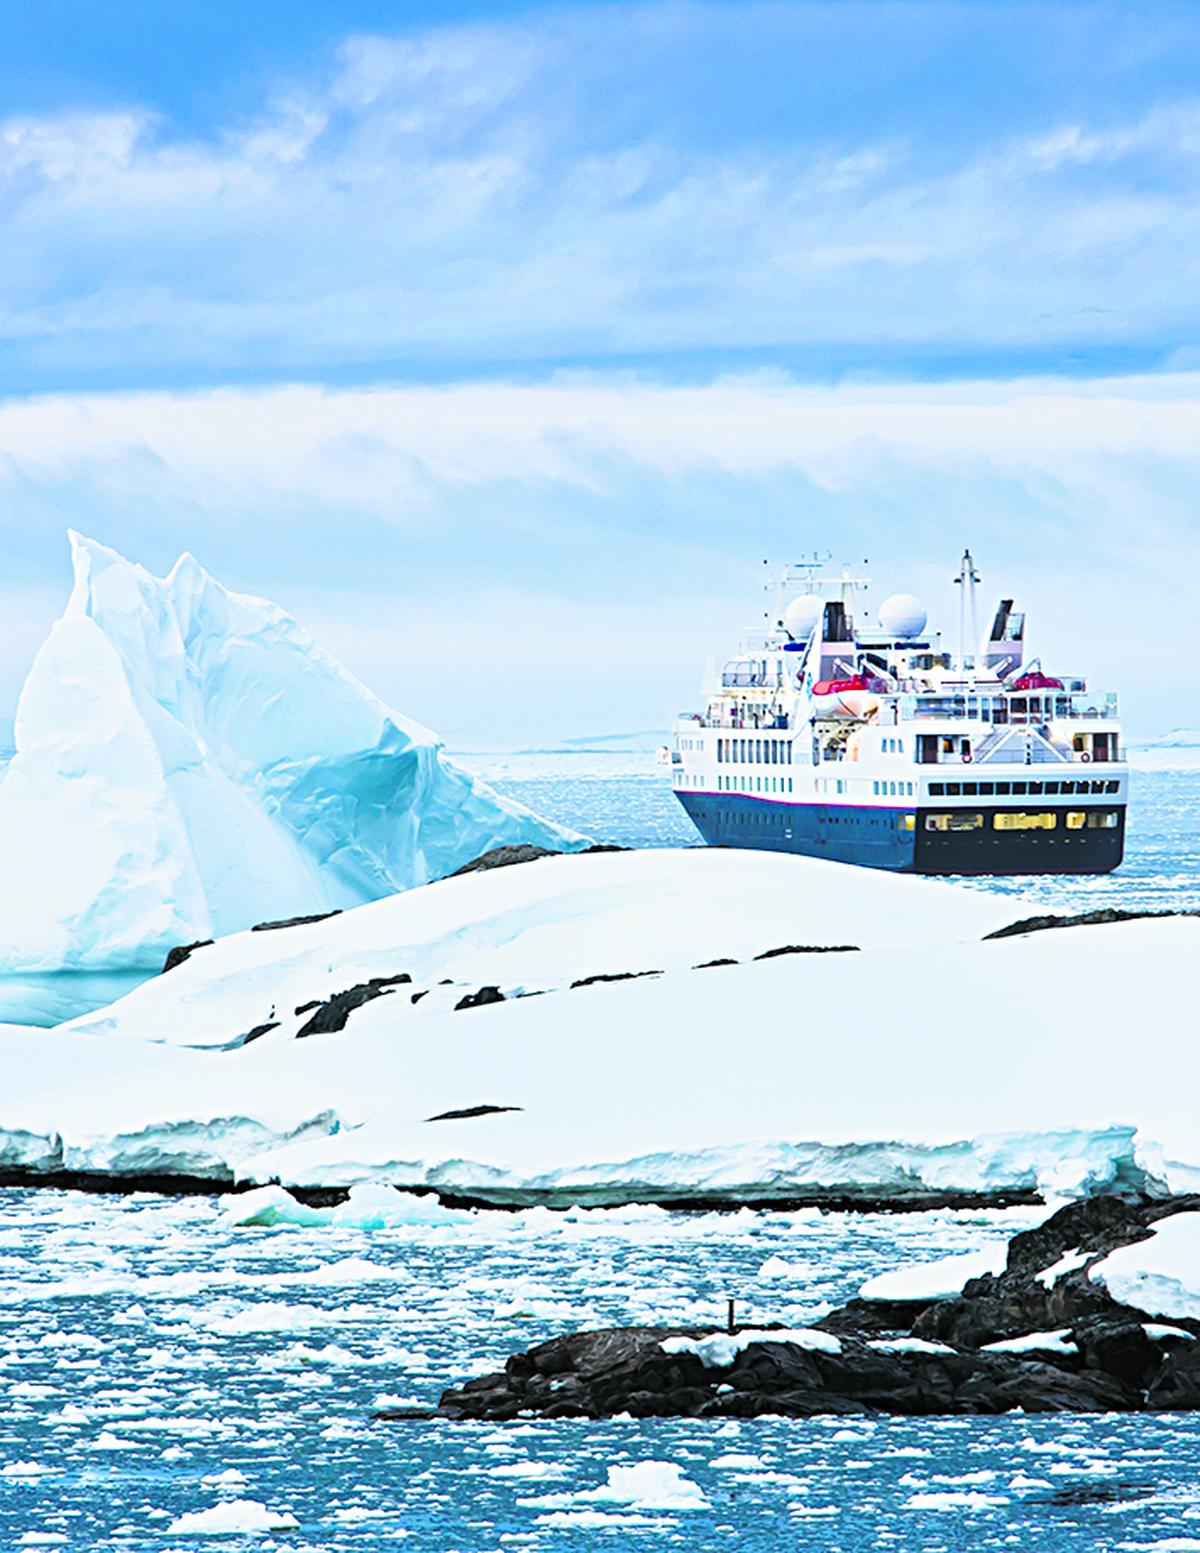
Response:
[727,1298,736,1334]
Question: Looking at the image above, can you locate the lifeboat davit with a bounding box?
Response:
[810,673,880,719]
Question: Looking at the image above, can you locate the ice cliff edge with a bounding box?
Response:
[0,533,585,1022]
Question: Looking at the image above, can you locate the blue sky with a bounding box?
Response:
[2,1,1200,741]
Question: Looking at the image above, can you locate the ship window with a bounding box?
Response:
[897,739,904,753]
[1106,780,1119,794]
[1060,780,1074,794]
[788,779,793,792]
[1088,810,1119,828]
[977,782,993,796]
[872,781,879,795]
[1044,781,1060,794]
[926,812,983,832]
[1091,780,1105,794]
[929,783,945,796]
[962,782,978,796]
[993,812,1057,831]
[995,782,1011,795]
[1066,811,1086,829]
[1011,782,1028,795]
[946,782,961,796]
[900,813,915,832]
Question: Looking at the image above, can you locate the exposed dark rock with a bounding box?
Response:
[162,939,214,973]
[251,910,342,933]
[570,970,662,989]
[425,1104,524,1122]
[294,974,412,1038]
[752,944,860,960]
[986,907,1200,941]
[393,1195,1200,1422]
[230,1021,279,1050]
[694,958,739,969]
[446,842,627,880]
[448,845,561,877]
[454,986,506,1011]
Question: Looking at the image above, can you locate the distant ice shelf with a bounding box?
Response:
[0,533,584,1024]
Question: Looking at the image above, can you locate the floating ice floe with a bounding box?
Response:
[165,1499,299,1536]
[0,533,583,1024]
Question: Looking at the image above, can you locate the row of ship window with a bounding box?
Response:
[925,810,1120,833]
[871,781,916,797]
[716,738,793,765]
[714,776,794,794]
[928,779,1119,797]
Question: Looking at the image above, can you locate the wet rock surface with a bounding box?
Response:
[381,1195,1200,1421]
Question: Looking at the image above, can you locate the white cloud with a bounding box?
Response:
[3,372,1200,502]
[1,370,1199,741]
[1,16,1200,372]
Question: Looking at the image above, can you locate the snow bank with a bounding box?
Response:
[1,858,1198,1206]
[982,1329,1079,1356]
[62,845,1017,1050]
[859,1245,1008,1303]
[660,1328,841,1366]
[1090,1212,1200,1320]
[0,533,581,1024]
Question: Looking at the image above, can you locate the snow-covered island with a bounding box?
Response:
[1,839,1197,1208]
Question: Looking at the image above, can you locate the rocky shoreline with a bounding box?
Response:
[379,1194,1200,1421]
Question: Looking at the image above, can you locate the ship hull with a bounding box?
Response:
[675,792,1125,876]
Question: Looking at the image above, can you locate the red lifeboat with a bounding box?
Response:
[811,673,869,697]
[1012,669,1064,692]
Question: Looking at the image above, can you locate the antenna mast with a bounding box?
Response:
[955,549,981,675]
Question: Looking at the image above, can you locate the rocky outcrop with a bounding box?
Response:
[294,974,412,1037]
[378,1195,1200,1422]
[985,906,1200,940]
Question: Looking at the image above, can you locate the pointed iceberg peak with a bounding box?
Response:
[0,533,588,1024]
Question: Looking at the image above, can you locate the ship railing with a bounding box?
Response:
[896,691,1118,724]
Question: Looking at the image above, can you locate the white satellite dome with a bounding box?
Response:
[783,594,824,641]
[878,593,927,638]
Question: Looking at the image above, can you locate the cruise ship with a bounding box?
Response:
[669,553,1126,875]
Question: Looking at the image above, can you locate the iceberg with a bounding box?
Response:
[0,533,583,1024]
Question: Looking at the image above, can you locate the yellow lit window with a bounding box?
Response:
[993,812,1057,831]
[925,812,983,832]
[1066,811,1086,830]
[1087,811,1119,829]
[900,813,915,832]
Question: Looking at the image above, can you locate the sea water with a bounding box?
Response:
[3,751,1200,1549]
[4,1191,1199,1552]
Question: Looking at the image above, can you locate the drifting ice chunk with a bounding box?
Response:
[0,534,582,1023]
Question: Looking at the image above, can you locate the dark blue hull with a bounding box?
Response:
[675,792,1125,875]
